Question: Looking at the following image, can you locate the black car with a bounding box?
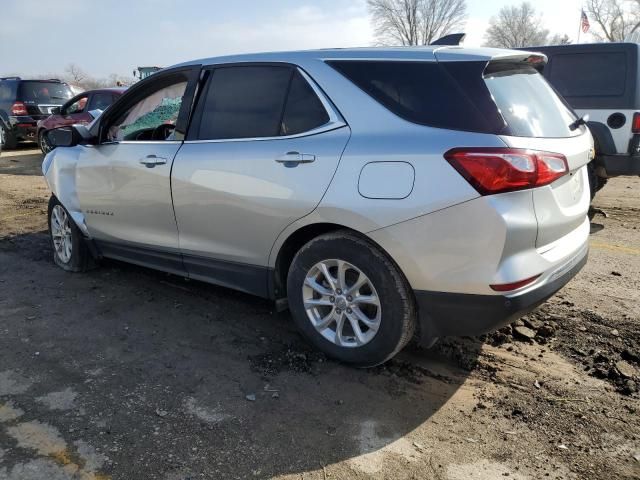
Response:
[526,43,640,195]
[0,77,74,149]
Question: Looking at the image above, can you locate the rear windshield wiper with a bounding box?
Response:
[569,114,589,131]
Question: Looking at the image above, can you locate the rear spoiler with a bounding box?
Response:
[431,33,466,46]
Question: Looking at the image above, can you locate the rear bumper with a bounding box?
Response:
[7,116,40,141]
[600,153,640,176]
[414,243,588,344]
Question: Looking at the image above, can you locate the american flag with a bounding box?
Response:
[581,9,591,34]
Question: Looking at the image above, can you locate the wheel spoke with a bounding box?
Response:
[315,310,336,330]
[304,277,332,296]
[334,312,346,346]
[337,260,348,291]
[346,313,367,344]
[351,306,379,331]
[319,262,337,291]
[304,297,333,308]
[352,294,380,307]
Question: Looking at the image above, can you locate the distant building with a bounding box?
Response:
[134,66,162,81]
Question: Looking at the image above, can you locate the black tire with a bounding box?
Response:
[1,126,17,150]
[47,196,94,272]
[287,231,416,367]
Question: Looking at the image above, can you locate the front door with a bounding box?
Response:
[171,65,350,295]
[75,67,199,274]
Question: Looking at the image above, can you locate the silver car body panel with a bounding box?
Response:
[43,45,591,313]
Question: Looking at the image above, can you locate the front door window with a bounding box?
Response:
[107,81,187,142]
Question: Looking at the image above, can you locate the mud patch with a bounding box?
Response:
[0,370,32,396]
[7,421,67,457]
[183,397,229,424]
[0,402,24,423]
[36,388,78,411]
[248,344,328,378]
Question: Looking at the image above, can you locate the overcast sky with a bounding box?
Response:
[1,0,594,79]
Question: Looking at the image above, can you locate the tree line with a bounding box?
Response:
[368,0,640,48]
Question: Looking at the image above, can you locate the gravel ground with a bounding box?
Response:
[0,147,639,480]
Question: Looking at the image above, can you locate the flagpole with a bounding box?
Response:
[577,6,582,44]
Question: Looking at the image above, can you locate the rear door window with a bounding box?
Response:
[195,66,292,140]
[484,64,579,138]
[280,71,330,135]
[17,82,73,104]
[548,52,626,97]
[88,92,115,111]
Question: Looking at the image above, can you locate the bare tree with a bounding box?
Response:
[64,63,87,84]
[368,0,467,46]
[586,0,640,41]
[484,2,549,48]
[549,33,572,45]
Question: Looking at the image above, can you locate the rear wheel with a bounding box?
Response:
[287,231,416,367]
[48,196,93,272]
[1,126,17,150]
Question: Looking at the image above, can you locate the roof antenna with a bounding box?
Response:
[430,33,466,46]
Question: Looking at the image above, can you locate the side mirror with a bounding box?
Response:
[46,125,93,149]
[51,106,61,115]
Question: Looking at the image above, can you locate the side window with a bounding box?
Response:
[196,66,291,140]
[88,92,114,111]
[548,52,627,98]
[280,72,330,135]
[64,96,88,115]
[107,80,187,142]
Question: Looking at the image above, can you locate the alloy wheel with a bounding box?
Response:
[51,205,72,263]
[302,259,381,348]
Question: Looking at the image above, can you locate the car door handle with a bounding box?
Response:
[275,152,316,166]
[139,155,168,168]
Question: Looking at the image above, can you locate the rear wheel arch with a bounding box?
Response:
[272,223,412,300]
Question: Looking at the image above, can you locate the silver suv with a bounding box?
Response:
[42,46,592,366]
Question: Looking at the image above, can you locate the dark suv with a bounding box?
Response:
[528,43,640,195]
[0,77,74,149]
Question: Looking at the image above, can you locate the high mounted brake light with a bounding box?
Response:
[444,148,569,195]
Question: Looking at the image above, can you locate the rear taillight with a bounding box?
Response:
[445,148,568,195]
[632,113,640,134]
[10,102,28,116]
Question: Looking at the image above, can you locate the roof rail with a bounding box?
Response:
[431,33,466,46]
[0,76,21,81]
[47,78,62,82]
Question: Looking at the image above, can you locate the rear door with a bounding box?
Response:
[483,62,592,247]
[172,64,349,295]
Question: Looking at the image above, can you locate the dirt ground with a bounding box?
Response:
[0,146,639,480]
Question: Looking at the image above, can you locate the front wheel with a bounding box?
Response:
[287,231,416,367]
[48,196,93,272]
[39,130,53,154]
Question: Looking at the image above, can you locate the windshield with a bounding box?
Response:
[484,64,580,138]
[18,81,73,104]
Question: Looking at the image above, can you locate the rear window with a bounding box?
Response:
[328,60,579,138]
[484,64,579,138]
[17,81,73,104]
[548,52,626,97]
[327,60,491,133]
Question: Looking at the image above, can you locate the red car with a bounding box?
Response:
[37,87,126,153]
